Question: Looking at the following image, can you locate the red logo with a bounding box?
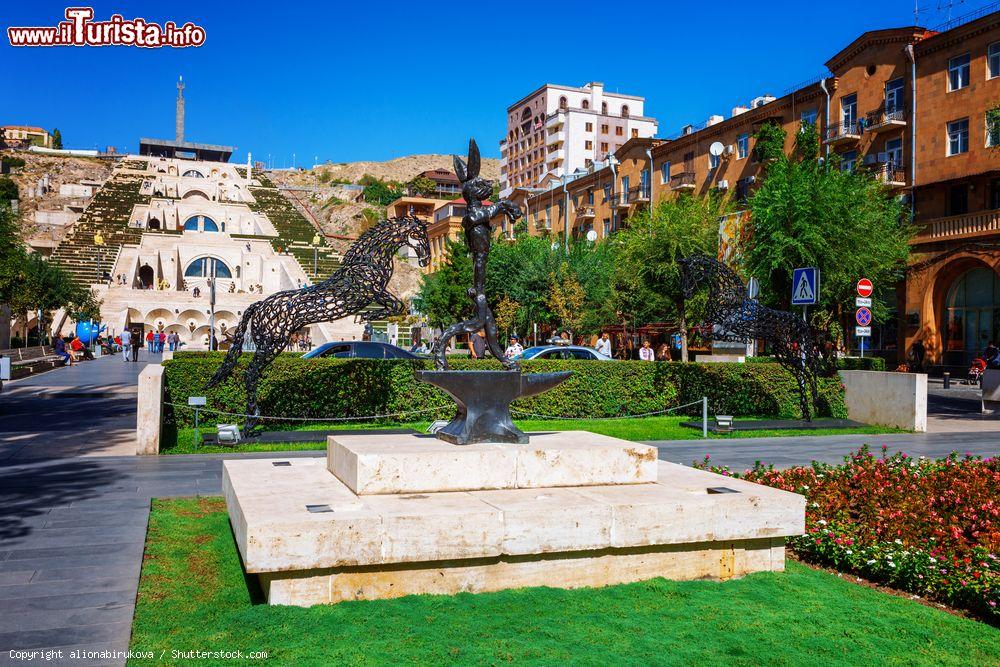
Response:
[856,278,873,297]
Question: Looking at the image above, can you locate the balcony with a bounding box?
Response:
[546,111,566,129]
[872,163,906,187]
[614,191,631,208]
[576,205,596,219]
[865,107,907,133]
[534,217,552,231]
[670,172,696,191]
[546,132,565,148]
[914,210,1000,243]
[546,148,566,165]
[824,121,861,145]
[628,185,651,203]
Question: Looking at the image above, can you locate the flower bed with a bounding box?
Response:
[695,446,999,623]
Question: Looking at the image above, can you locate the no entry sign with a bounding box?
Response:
[857,278,873,298]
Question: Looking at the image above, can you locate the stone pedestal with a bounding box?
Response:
[224,431,805,607]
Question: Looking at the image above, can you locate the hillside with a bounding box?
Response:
[273,153,500,188]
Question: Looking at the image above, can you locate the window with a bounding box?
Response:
[949,53,970,91]
[800,108,818,126]
[735,178,750,204]
[621,175,630,193]
[319,344,352,358]
[709,152,720,169]
[988,112,1000,148]
[885,78,904,112]
[603,218,611,236]
[585,140,593,150]
[601,102,608,114]
[603,184,612,201]
[737,133,749,159]
[991,180,1000,209]
[184,257,232,279]
[631,129,639,138]
[948,118,969,155]
[660,161,671,184]
[841,93,857,129]
[585,122,593,132]
[601,124,609,133]
[182,215,219,232]
[355,344,387,359]
[587,188,594,204]
[621,105,630,117]
[990,42,1000,79]
[558,96,567,110]
[182,169,204,178]
[615,126,623,136]
[840,150,857,173]
[885,137,903,168]
[600,142,609,152]
[582,99,589,109]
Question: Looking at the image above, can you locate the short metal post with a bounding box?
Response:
[702,396,708,438]
[942,372,950,390]
[194,407,200,449]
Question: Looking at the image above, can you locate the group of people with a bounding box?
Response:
[290,332,313,351]
[143,330,181,353]
[51,333,95,366]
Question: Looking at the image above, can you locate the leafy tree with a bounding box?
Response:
[358,207,382,232]
[407,176,438,198]
[612,195,724,360]
[414,238,474,329]
[362,178,403,206]
[547,263,586,336]
[493,294,520,341]
[0,177,19,202]
[742,129,911,332]
[0,203,25,348]
[754,122,787,163]
[51,128,63,150]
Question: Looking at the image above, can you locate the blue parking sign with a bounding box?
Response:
[791,267,820,306]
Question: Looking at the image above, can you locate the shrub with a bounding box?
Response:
[162,355,845,428]
[696,447,1000,622]
[748,355,885,371]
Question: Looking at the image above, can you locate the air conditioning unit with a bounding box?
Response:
[724,144,735,156]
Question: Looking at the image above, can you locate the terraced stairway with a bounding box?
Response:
[246,174,343,280]
[49,174,149,285]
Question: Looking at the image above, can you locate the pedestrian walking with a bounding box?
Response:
[131,329,141,362]
[145,330,154,353]
[595,332,612,358]
[639,340,655,361]
[656,343,672,361]
[470,330,487,359]
[505,335,523,359]
[120,328,131,361]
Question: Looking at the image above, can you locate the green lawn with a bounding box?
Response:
[163,416,901,455]
[129,498,998,666]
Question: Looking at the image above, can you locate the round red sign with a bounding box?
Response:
[857,278,873,298]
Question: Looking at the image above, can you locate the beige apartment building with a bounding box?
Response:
[499,82,657,197]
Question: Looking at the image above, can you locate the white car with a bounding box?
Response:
[514,345,613,361]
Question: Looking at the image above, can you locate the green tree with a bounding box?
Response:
[547,263,586,336]
[612,195,723,360]
[414,238,474,329]
[754,122,787,163]
[0,177,19,202]
[51,128,63,150]
[743,129,911,333]
[406,176,438,198]
[0,203,26,348]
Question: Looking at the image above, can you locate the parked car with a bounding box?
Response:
[301,341,419,360]
[514,345,612,361]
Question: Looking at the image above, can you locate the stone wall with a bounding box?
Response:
[838,370,927,431]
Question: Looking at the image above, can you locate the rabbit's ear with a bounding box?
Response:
[453,154,467,183]
[467,139,481,179]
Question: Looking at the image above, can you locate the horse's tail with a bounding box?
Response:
[205,301,260,388]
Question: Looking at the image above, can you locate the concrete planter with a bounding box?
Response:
[838,370,926,432]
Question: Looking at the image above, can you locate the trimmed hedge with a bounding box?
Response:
[747,355,886,372]
[162,354,846,428]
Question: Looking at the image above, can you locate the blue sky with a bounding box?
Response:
[1,1,989,164]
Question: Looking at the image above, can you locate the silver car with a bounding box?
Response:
[514,345,613,361]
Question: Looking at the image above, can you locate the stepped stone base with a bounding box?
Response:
[223,433,805,607]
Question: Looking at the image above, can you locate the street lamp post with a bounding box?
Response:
[311,234,320,277]
[93,232,105,281]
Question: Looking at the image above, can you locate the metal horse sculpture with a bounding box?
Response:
[207,216,430,430]
[679,254,835,421]
[432,139,523,371]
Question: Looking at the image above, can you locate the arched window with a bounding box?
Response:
[621,105,630,118]
[184,257,233,279]
[559,96,568,110]
[582,99,589,109]
[944,267,1000,365]
[601,102,608,114]
[521,107,531,120]
[182,215,219,232]
[182,169,204,178]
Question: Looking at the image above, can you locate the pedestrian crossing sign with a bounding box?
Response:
[791,267,820,306]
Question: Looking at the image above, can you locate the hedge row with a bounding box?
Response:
[162,354,846,428]
[746,355,886,372]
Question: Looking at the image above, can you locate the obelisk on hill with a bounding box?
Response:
[175,76,185,143]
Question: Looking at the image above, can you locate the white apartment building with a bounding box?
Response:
[499,82,658,196]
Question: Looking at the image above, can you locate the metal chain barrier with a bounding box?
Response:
[510,398,707,421]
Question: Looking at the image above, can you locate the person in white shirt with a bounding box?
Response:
[120,328,131,362]
[505,335,523,359]
[595,332,612,358]
[638,339,655,361]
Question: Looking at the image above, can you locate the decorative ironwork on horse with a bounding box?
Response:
[432,139,523,371]
[206,216,430,430]
[679,254,836,421]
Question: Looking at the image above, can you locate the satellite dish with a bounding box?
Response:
[586,230,598,242]
[709,142,725,157]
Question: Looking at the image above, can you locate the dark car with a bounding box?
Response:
[301,341,419,360]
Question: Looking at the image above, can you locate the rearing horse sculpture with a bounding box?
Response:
[207,216,430,430]
[679,254,835,421]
